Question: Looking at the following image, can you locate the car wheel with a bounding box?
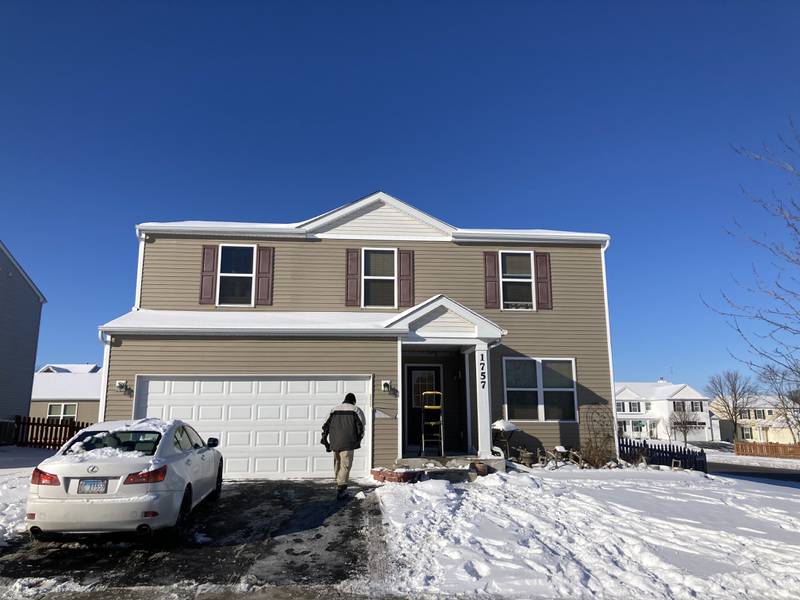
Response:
[158,486,192,545]
[209,461,223,501]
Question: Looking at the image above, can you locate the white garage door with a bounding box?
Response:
[133,375,372,479]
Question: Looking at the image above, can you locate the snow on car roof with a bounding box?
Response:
[85,418,178,434]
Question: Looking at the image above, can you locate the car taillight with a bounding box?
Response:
[124,465,168,485]
[31,468,60,486]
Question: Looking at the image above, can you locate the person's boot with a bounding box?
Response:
[336,485,347,500]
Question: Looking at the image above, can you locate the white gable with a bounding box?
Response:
[671,384,707,400]
[312,199,450,239]
[411,306,476,337]
[615,388,641,401]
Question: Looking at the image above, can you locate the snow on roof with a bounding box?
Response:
[615,380,708,401]
[31,372,102,400]
[135,192,610,245]
[37,363,100,373]
[100,308,406,335]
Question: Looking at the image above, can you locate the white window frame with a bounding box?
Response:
[754,409,765,420]
[216,244,257,307]
[691,401,703,412]
[47,402,77,422]
[628,401,641,413]
[498,250,536,312]
[741,426,753,440]
[645,401,652,411]
[502,356,578,423]
[361,247,397,309]
[673,401,685,412]
[615,401,625,413]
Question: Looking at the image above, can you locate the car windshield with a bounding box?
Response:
[64,430,162,456]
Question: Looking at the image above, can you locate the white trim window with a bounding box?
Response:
[499,251,535,311]
[628,401,641,413]
[362,248,397,308]
[645,401,652,411]
[741,426,753,440]
[47,403,77,422]
[691,401,703,412]
[503,357,578,422]
[217,244,256,306]
[754,409,765,420]
[673,401,685,412]
[616,401,625,413]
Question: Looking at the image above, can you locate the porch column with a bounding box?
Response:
[474,341,493,458]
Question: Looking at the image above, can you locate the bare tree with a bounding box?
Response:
[760,365,800,443]
[668,405,694,445]
[706,371,759,441]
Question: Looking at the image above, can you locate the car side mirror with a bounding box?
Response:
[207,437,219,448]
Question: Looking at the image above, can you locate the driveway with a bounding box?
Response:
[0,481,385,599]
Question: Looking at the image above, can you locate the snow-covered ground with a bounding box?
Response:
[0,446,54,546]
[376,466,800,599]
[702,448,800,471]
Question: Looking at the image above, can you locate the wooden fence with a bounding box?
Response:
[14,415,91,450]
[735,441,800,459]
[618,438,708,473]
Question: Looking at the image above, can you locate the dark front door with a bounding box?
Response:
[405,365,442,454]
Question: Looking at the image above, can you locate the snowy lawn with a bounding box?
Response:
[703,448,800,471]
[0,446,54,545]
[375,465,800,599]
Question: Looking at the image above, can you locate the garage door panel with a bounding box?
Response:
[135,375,372,479]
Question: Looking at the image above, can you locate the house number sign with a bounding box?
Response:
[479,352,487,389]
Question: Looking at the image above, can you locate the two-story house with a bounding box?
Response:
[98,192,615,478]
[30,363,102,424]
[720,396,796,444]
[615,379,712,442]
[0,240,46,440]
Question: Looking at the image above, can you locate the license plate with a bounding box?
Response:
[77,479,108,494]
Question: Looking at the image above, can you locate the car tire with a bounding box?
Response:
[209,462,223,501]
[159,486,192,546]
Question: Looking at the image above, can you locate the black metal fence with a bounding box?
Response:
[618,438,707,473]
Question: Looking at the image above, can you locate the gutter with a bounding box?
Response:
[452,230,610,245]
[97,326,409,337]
[135,224,310,239]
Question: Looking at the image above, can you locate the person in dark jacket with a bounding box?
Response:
[321,392,365,498]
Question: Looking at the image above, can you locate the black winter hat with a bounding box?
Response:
[344,393,357,405]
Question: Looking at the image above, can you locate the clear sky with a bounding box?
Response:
[2,2,799,391]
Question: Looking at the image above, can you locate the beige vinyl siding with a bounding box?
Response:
[314,201,448,237]
[104,336,399,467]
[0,248,42,421]
[137,235,613,452]
[29,400,99,424]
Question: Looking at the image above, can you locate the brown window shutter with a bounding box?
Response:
[484,251,500,309]
[535,252,553,310]
[255,246,275,306]
[345,248,361,307]
[398,250,415,307]
[199,245,218,304]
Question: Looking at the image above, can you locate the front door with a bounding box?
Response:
[405,366,442,455]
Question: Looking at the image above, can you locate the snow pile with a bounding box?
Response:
[45,446,145,464]
[376,467,800,598]
[0,471,30,546]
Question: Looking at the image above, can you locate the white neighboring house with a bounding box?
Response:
[30,364,102,424]
[615,378,712,442]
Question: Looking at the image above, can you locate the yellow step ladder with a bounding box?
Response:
[420,390,444,457]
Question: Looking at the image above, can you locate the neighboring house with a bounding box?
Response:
[0,240,46,435]
[615,379,712,442]
[97,191,615,479]
[29,364,102,424]
[710,395,796,444]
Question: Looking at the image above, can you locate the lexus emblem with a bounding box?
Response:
[87,465,99,474]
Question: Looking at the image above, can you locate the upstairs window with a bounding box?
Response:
[499,251,534,310]
[362,248,396,308]
[645,402,652,411]
[616,401,625,413]
[691,401,703,412]
[503,357,577,422]
[673,401,685,412]
[754,409,765,420]
[628,401,641,413]
[217,245,255,306]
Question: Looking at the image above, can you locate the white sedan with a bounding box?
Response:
[25,418,223,538]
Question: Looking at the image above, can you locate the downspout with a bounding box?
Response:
[97,330,112,422]
[601,238,620,460]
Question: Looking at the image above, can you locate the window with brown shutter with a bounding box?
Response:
[535,252,553,310]
[398,250,415,307]
[255,246,274,306]
[484,251,500,309]
[199,245,218,304]
[345,248,361,306]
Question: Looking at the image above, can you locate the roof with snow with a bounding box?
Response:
[136,191,610,246]
[37,363,100,374]
[31,372,102,401]
[615,380,708,401]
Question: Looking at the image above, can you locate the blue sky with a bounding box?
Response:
[2,2,799,391]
